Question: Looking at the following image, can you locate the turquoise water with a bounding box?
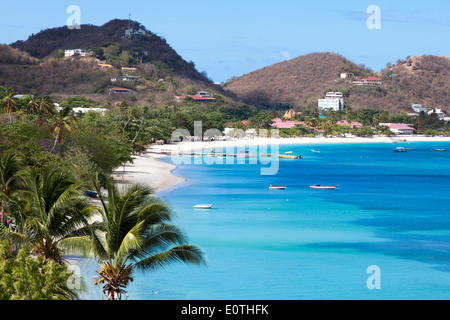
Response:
[79,141,450,300]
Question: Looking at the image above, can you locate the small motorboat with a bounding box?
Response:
[434,149,447,152]
[393,147,407,152]
[310,184,337,190]
[193,204,213,209]
[310,150,320,153]
[278,154,302,159]
[269,185,286,190]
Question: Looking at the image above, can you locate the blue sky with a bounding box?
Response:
[1,0,449,82]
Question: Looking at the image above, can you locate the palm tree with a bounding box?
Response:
[0,166,97,264]
[1,89,18,122]
[50,106,78,152]
[61,176,207,300]
[0,152,22,225]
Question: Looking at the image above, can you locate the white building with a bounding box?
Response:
[111,75,139,83]
[428,108,447,120]
[318,92,345,111]
[412,104,427,113]
[196,90,210,97]
[124,28,147,38]
[65,49,92,57]
[388,123,416,135]
[340,72,354,79]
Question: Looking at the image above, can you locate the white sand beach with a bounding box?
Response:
[116,135,450,194]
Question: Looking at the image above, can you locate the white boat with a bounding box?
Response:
[193,204,213,209]
[310,184,337,190]
[269,185,286,190]
[393,147,407,152]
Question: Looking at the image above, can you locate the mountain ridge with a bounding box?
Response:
[225,52,450,114]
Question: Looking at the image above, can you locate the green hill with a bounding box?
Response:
[225,52,450,114]
[1,19,228,106]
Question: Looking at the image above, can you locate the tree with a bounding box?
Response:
[0,241,83,300]
[0,166,97,264]
[50,106,78,152]
[0,151,22,225]
[1,88,18,122]
[62,176,207,300]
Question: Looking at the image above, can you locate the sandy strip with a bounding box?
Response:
[148,135,450,154]
[111,153,185,194]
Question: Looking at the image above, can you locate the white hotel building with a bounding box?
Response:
[318,92,345,111]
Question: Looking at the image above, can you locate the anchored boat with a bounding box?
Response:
[310,184,337,190]
[269,185,286,190]
[193,204,213,209]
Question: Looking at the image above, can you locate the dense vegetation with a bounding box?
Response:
[0,87,208,300]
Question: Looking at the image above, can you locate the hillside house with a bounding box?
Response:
[98,63,114,69]
[65,49,92,57]
[318,92,345,111]
[111,75,139,83]
[428,108,447,120]
[121,67,137,72]
[412,104,427,113]
[124,28,147,38]
[353,76,382,86]
[340,72,354,79]
[175,91,216,102]
[109,87,133,95]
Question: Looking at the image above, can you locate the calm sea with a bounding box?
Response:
[79,141,450,300]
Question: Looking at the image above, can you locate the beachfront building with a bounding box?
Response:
[65,49,92,57]
[318,92,345,111]
[387,123,416,135]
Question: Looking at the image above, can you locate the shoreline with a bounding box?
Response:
[122,135,450,194]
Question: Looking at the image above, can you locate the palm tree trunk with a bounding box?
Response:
[51,129,60,153]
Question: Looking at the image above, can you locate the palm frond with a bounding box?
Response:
[133,244,207,271]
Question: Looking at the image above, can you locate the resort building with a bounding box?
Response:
[270,118,301,129]
[387,123,416,135]
[318,92,345,111]
[353,76,382,86]
[335,120,363,129]
[65,49,92,57]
